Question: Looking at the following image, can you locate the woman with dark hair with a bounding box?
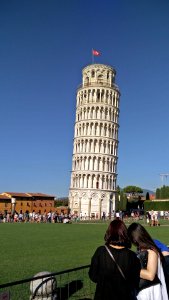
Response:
[128,222,168,300]
[89,219,141,300]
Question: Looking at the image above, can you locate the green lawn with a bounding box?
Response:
[0,221,169,285]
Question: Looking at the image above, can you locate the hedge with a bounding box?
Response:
[144,200,169,211]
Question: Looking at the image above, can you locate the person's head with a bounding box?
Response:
[127,222,162,256]
[104,219,131,248]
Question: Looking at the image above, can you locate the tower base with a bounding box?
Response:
[69,189,116,219]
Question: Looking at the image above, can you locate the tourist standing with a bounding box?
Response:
[89,219,141,300]
[128,223,168,300]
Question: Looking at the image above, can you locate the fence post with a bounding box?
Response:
[30,271,57,300]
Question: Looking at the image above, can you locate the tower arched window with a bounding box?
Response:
[91,70,95,77]
[85,77,89,86]
[98,74,103,84]
[97,90,100,101]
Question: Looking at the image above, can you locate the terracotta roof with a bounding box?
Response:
[26,193,55,197]
[1,192,55,198]
[3,192,32,198]
[0,194,10,199]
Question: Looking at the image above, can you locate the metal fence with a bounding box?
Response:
[0,265,95,300]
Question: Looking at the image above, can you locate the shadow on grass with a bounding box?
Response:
[57,279,92,300]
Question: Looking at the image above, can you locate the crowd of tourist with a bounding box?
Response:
[0,209,169,224]
[0,210,72,223]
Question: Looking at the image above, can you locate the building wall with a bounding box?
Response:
[14,199,55,214]
[0,194,55,214]
[55,206,69,215]
[0,199,11,213]
[69,63,120,218]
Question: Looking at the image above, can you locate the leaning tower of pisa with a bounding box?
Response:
[69,63,120,219]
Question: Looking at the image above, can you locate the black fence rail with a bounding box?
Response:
[0,265,95,300]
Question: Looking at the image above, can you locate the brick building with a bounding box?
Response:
[0,194,11,213]
[0,192,55,214]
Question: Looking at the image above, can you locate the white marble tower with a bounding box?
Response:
[69,64,120,218]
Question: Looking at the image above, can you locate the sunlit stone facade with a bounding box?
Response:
[69,64,120,218]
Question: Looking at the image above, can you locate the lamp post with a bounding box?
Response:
[88,197,92,220]
[100,198,103,220]
[78,197,82,218]
[11,198,16,216]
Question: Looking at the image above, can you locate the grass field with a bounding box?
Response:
[0,220,169,285]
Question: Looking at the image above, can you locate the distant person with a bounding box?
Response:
[154,211,160,226]
[102,212,106,220]
[145,211,151,225]
[128,223,168,300]
[89,219,141,300]
[156,211,161,226]
[115,211,120,219]
[150,210,155,226]
[47,211,51,223]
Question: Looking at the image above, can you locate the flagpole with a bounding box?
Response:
[92,48,94,64]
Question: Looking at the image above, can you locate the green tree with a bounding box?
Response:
[155,186,169,199]
[119,190,127,211]
[146,192,150,200]
[116,185,121,195]
[158,185,169,199]
[156,188,160,199]
[123,186,143,195]
[115,186,128,211]
[54,197,68,207]
[123,186,143,211]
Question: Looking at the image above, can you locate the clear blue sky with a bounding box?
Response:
[0,0,169,197]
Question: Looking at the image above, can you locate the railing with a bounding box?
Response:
[0,265,95,300]
[77,81,119,91]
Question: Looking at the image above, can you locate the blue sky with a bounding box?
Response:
[0,0,169,197]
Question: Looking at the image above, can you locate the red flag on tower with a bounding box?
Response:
[92,49,101,56]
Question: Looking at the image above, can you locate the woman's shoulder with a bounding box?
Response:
[147,248,158,257]
[127,249,141,262]
[147,248,156,253]
[127,248,139,256]
[126,249,141,269]
[112,247,139,260]
[97,245,105,251]
[93,245,106,255]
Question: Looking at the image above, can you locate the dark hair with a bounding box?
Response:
[127,223,163,260]
[104,219,131,248]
